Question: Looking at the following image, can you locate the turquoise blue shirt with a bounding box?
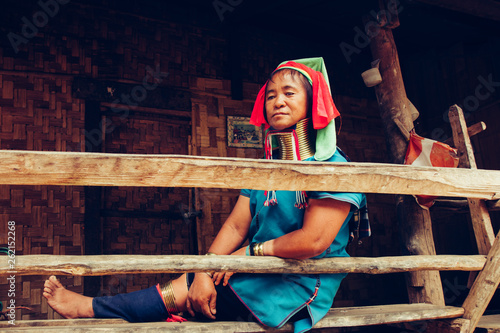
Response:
[228,149,366,333]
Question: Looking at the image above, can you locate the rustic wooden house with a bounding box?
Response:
[0,0,499,332]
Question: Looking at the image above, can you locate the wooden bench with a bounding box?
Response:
[2,304,464,332]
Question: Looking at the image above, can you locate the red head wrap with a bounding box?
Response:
[250,61,340,130]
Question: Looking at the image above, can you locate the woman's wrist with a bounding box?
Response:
[205,252,217,278]
[248,242,267,256]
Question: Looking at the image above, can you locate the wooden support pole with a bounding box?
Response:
[449,105,495,255]
[367,2,444,305]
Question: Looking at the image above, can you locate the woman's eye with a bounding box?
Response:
[267,96,275,100]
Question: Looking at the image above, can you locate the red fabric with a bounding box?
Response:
[166,314,188,323]
[404,132,459,208]
[250,61,340,130]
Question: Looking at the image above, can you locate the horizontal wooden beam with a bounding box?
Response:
[415,0,500,22]
[2,304,465,332]
[72,77,192,111]
[0,150,499,199]
[433,199,500,212]
[1,254,486,277]
[444,121,486,146]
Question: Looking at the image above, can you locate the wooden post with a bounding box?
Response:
[367,1,444,305]
[449,105,495,255]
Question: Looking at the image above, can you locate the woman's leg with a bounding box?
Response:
[43,276,94,319]
[43,274,189,322]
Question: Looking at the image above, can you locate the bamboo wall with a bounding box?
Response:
[0,0,230,319]
[99,116,192,294]
[0,61,86,319]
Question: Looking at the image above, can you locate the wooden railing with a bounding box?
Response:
[0,150,498,199]
[0,254,488,276]
[1,149,499,332]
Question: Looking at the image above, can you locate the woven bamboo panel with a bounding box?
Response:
[0,0,233,318]
[100,115,192,292]
[196,188,241,254]
[190,78,263,253]
[0,58,85,320]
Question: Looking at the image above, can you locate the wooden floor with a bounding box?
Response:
[0,304,464,332]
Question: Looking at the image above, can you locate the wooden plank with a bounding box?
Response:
[0,254,486,277]
[433,199,500,212]
[402,318,470,333]
[449,104,495,255]
[2,304,464,332]
[462,230,500,332]
[0,150,499,199]
[444,121,487,146]
[478,314,500,330]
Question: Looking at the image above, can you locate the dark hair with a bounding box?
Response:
[264,68,313,122]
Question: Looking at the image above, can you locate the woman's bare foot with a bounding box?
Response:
[43,276,95,319]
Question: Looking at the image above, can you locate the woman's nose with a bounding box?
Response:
[274,94,286,108]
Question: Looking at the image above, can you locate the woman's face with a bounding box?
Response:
[265,71,308,131]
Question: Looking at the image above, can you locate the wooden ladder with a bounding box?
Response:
[448,105,499,333]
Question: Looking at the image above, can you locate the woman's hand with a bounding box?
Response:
[186,273,217,319]
[212,272,233,286]
[212,246,247,286]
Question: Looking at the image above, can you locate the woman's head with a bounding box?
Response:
[264,69,313,130]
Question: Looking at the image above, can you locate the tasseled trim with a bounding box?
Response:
[264,190,278,206]
[295,191,308,209]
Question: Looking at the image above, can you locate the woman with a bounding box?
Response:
[43,57,366,333]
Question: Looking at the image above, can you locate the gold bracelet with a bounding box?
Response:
[259,242,265,256]
[159,280,179,313]
[253,242,265,256]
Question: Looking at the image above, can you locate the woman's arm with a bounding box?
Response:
[263,198,351,259]
[206,195,252,255]
[187,195,252,318]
